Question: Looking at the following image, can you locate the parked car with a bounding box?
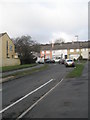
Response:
[59,59,65,64]
[45,58,55,63]
[36,57,44,64]
[54,57,61,63]
[65,59,75,67]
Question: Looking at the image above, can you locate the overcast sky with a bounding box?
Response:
[0,0,89,44]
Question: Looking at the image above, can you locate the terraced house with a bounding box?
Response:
[0,33,20,66]
[40,41,90,60]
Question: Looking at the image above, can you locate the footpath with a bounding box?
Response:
[0,64,44,83]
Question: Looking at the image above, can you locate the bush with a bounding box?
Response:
[78,55,83,60]
[73,58,76,61]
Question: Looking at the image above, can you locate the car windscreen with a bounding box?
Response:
[67,60,73,62]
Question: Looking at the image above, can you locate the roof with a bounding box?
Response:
[0,33,7,38]
[41,41,90,51]
[0,32,15,45]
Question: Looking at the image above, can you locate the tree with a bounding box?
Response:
[55,38,65,44]
[13,35,41,64]
[78,55,83,60]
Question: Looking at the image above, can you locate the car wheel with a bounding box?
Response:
[72,65,75,67]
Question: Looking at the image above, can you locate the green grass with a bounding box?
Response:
[3,64,48,78]
[66,61,86,78]
[2,64,37,72]
[75,59,87,64]
[0,67,2,71]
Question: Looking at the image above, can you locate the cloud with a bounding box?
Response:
[0,0,88,43]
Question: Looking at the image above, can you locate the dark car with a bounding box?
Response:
[50,59,55,63]
[45,58,55,63]
[59,59,65,64]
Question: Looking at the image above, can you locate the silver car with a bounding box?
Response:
[65,59,75,67]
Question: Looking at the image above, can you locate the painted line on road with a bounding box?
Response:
[0,79,54,114]
[17,78,64,119]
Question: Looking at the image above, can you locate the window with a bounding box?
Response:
[10,45,13,51]
[81,49,85,52]
[65,55,67,59]
[46,51,50,54]
[76,49,79,52]
[42,51,44,54]
[6,41,8,58]
[53,51,55,53]
[70,49,74,52]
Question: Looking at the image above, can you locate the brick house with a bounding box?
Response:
[40,41,90,60]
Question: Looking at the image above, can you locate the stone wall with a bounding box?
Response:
[2,58,20,67]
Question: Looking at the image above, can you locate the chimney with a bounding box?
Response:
[51,40,54,48]
[72,40,74,44]
[52,43,54,48]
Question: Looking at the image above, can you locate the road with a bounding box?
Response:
[1,63,88,119]
[25,62,88,118]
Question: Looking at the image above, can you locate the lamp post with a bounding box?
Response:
[75,35,80,62]
[75,35,78,42]
[51,40,54,59]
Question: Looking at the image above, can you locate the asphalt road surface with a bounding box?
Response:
[25,63,88,118]
[1,63,88,119]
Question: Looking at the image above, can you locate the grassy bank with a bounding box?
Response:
[3,64,48,78]
[66,61,86,78]
[2,64,37,72]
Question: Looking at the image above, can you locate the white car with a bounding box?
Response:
[65,59,75,67]
[36,57,44,64]
[54,57,61,63]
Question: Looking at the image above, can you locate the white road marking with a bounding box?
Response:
[0,79,53,114]
[17,78,63,119]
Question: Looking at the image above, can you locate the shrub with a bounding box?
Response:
[78,55,83,60]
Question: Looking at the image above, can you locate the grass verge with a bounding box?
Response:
[2,64,48,79]
[66,61,86,78]
[2,64,37,72]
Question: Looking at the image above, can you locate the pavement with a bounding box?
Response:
[2,64,44,76]
[0,64,44,83]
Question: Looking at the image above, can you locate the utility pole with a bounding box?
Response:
[75,35,80,62]
[75,35,78,42]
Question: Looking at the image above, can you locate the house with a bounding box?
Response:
[0,33,20,66]
[40,41,90,60]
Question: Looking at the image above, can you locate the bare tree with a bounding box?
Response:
[13,35,41,64]
[55,38,65,44]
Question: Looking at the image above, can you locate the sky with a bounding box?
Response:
[0,0,89,44]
